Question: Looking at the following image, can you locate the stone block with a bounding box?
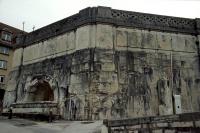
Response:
[196,18,200,30]
[157,32,171,50]
[6,78,18,91]
[69,83,89,94]
[98,82,118,94]
[156,122,168,127]
[97,6,112,18]
[90,25,96,48]
[118,73,126,84]
[55,34,67,55]
[171,34,185,52]
[96,24,113,49]
[41,39,56,59]
[71,64,81,73]
[99,72,116,82]
[66,31,75,51]
[8,70,20,79]
[154,129,163,133]
[116,28,127,47]
[23,44,38,64]
[128,29,142,48]
[195,120,200,126]
[3,91,16,108]
[76,25,90,50]
[141,30,157,49]
[164,130,176,133]
[172,54,180,61]
[70,73,89,84]
[101,62,115,71]
[185,35,196,53]
[12,48,23,68]
[133,66,142,74]
[133,59,140,65]
[171,121,193,127]
[101,124,109,133]
[94,53,114,62]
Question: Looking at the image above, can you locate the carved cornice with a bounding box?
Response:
[16,6,199,48]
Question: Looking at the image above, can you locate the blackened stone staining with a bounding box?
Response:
[157,80,167,105]
[65,97,81,120]
[173,69,181,95]
[198,97,200,110]
[185,77,193,89]
[195,79,200,86]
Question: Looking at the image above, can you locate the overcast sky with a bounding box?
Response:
[0,0,200,32]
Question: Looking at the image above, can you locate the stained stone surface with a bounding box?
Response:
[3,6,200,120]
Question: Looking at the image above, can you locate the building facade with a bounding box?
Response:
[0,23,24,112]
[3,7,200,120]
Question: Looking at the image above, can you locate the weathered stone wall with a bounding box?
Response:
[3,6,200,120]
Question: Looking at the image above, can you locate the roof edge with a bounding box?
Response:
[16,6,200,49]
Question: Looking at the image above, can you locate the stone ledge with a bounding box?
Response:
[1,112,60,121]
[103,112,200,127]
[102,112,200,132]
[11,101,58,108]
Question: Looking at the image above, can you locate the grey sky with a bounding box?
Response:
[0,0,200,32]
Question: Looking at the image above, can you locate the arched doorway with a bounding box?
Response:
[33,81,54,101]
[0,89,5,113]
[0,89,5,101]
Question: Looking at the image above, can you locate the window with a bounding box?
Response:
[0,75,4,83]
[1,47,9,55]
[0,60,6,69]
[2,33,11,42]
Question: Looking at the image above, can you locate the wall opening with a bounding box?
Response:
[0,89,5,101]
[0,89,5,113]
[33,81,54,101]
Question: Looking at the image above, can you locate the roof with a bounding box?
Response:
[0,22,27,48]
[16,6,200,48]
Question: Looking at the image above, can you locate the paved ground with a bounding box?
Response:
[0,116,102,133]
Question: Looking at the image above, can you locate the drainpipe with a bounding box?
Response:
[170,50,174,114]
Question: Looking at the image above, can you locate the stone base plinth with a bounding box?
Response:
[10,101,58,114]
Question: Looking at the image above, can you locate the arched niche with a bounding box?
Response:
[25,79,54,102]
[33,81,54,101]
[23,75,58,102]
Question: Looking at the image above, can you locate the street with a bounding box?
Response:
[0,116,102,133]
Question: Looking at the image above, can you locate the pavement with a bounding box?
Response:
[0,116,103,133]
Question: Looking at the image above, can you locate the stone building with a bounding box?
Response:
[0,23,25,112]
[3,6,200,120]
